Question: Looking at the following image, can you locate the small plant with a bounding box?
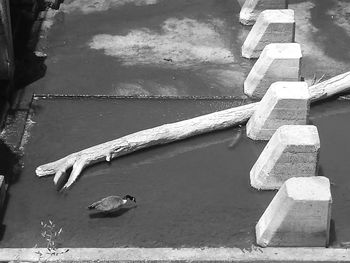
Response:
[40,220,63,255]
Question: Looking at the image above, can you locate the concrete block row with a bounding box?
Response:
[238,2,332,249]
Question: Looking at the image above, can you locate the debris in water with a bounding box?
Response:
[228,125,242,149]
[311,74,326,85]
[89,18,234,68]
[34,51,48,58]
[340,241,350,248]
[338,94,350,100]
[19,116,36,152]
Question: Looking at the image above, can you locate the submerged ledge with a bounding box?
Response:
[1,247,350,262]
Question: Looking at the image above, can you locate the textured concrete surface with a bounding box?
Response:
[250,125,320,190]
[256,176,332,247]
[246,81,310,140]
[1,247,350,262]
[242,9,295,59]
[244,43,302,98]
[239,0,288,25]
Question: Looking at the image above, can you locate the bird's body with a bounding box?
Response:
[88,195,136,213]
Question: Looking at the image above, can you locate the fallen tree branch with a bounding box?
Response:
[36,71,350,189]
[309,71,350,101]
[36,102,258,189]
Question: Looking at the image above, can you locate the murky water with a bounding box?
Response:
[3,0,350,249]
[1,98,269,248]
[29,0,253,96]
[25,0,350,97]
[0,97,350,248]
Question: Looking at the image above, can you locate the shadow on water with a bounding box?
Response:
[0,140,22,241]
[0,140,22,185]
[14,52,47,91]
[89,206,137,219]
[329,219,337,246]
[9,0,65,98]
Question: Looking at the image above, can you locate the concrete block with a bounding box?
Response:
[244,43,302,99]
[242,10,295,59]
[256,176,332,247]
[250,125,320,190]
[240,0,288,25]
[246,82,310,140]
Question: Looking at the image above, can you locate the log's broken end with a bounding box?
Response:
[35,165,55,177]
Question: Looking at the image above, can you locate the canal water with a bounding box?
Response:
[1,0,350,249]
[0,97,350,248]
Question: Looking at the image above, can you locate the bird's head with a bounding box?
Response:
[124,195,136,203]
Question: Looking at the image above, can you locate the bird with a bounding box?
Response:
[88,195,136,213]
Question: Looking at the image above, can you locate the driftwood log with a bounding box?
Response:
[36,71,350,189]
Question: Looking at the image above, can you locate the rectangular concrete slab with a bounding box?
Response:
[1,247,350,263]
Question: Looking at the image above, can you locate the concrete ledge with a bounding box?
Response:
[2,247,350,262]
[242,9,295,59]
[246,82,310,140]
[0,175,7,209]
[240,0,288,26]
[256,177,332,247]
[250,125,320,190]
[244,43,302,99]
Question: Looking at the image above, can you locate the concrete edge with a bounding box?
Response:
[1,248,350,262]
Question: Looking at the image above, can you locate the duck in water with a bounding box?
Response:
[88,195,136,213]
